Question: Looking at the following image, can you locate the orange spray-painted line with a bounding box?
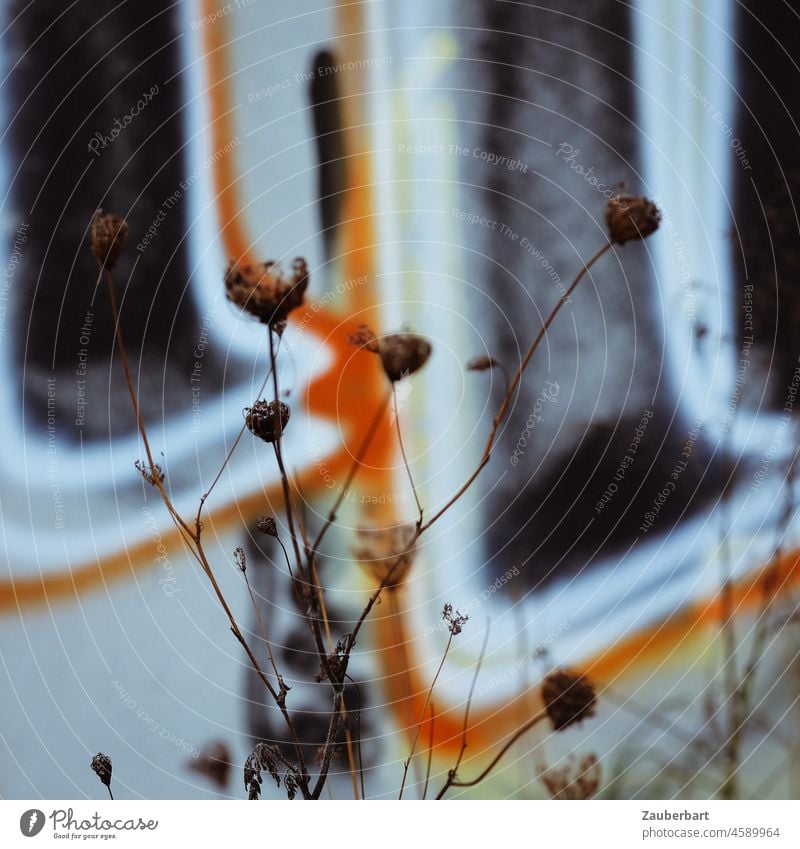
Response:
[374,549,800,765]
[1,5,394,613]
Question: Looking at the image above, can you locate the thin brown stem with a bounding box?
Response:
[399,632,454,799]
[393,382,424,527]
[104,267,310,795]
[194,536,308,785]
[310,389,392,555]
[722,443,799,799]
[242,570,284,688]
[194,354,278,534]
[263,331,356,801]
[343,241,614,670]
[268,330,305,576]
[105,270,194,541]
[436,709,548,797]
[311,690,343,799]
[422,701,436,801]
[264,332,333,684]
[345,673,368,800]
[452,623,491,779]
[421,241,612,533]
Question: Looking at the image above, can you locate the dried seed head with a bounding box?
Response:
[244,742,281,800]
[442,602,469,635]
[605,195,661,244]
[540,753,601,800]
[189,741,232,790]
[255,515,278,537]
[541,669,597,731]
[90,210,128,269]
[353,523,417,589]
[466,354,500,372]
[225,257,309,328]
[245,400,290,443]
[378,332,431,382]
[348,323,380,353]
[234,546,247,573]
[90,752,113,789]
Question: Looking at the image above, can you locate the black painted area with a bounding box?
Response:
[5,1,221,438]
[732,1,800,404]
[461,0,730,584]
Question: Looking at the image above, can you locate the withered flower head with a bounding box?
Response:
[540,753,600,800]
[245,400,290,443]
[541,669,597,731]
[378,332,431,382]
[189,741,232,790]
[225,257,309,328]
[353,523,417,589]
[605,195,661,245]
[90,752,113,793]
[442,602,469,635]
[348,323,380,353]
[255,515,278,537]
[90,210,128,269]
[466,354,500,373]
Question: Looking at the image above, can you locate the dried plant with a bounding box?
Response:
[89,210,128,270]
[90,752,113,800]
[542,669,597,731]
[95,193,655,800]
[353,523,417,589]
[540,753,601,800]
[190,741,232,790]
[605,194,661,244]
[224,257,309,329]
[436,668,598,798]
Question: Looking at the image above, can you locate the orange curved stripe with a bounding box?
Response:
[375,549,800,764]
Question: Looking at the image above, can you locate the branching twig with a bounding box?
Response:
[436,709,548,798]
